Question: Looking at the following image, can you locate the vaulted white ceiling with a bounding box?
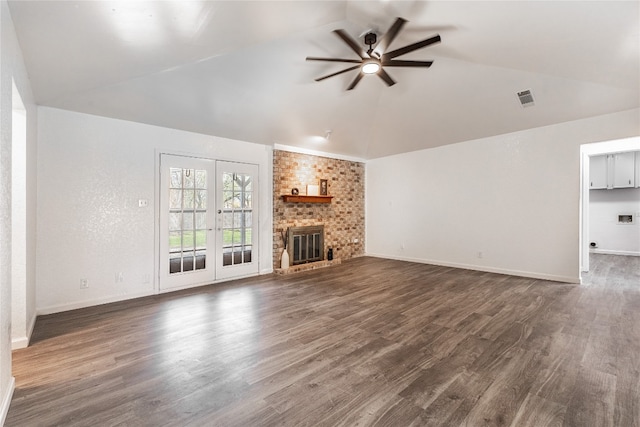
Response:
[8,1,639,159]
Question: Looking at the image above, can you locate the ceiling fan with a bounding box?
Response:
[306,17,441,90]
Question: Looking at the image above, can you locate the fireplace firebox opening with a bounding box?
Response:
[287,225,324,265]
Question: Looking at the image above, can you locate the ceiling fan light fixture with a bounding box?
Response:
[362,61,380,74]
[307,17,441,90]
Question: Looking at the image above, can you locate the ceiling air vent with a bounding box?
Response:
[517,89,535,107]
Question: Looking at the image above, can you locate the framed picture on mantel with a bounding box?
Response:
[320,179,328,195]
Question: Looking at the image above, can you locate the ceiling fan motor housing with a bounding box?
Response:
[364,32,377,47]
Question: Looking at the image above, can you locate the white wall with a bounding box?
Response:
[1,0,38,422]
[366,109,640,283]
[37,107,273,314]
[11,92,27,349]
[589,188,640,255]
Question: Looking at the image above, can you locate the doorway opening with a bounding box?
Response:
[580,137,640,285]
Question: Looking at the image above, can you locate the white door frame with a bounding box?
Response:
[580,137,640,277]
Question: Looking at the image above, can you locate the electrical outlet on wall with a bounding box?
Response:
[115,272,124,283]
[80,278,88,289]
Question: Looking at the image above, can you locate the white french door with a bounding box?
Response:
[160,155,215,290]
[159,155,259,291]
[215,161,259,280]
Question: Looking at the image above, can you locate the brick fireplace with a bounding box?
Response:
[273,150,365,270]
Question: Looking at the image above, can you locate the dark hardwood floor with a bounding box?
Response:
[7,255,640,426]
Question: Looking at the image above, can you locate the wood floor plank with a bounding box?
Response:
[414,370,493,427]
[461,347,543,427]
[509,393,565,427]
[6,254,639,426]
[564,368,617,427]
[528,332,587,407]
[614,353,640,427]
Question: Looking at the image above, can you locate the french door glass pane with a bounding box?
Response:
[168,167,208,273]
[195,170,207,188]
[184,169,194,188]
[183,213,193,230]
[221,172,253,267]
[196,212,207,229]
[169,213,181,231]
[169,190,182,209]
[170,169,182,187]
[195,190,207,209]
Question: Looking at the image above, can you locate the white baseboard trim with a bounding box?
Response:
[37,290,155,316]
[27,312,36,341]
[156,280,218,294]
[11,337,28,350]
[156,272,262,295]
[590,249,640,256]
[11,313,38,349]
[366,253,581,284]
[1,377,15,426]
[38,271,266,315]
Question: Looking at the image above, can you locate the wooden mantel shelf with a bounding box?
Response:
[281,195,333,204]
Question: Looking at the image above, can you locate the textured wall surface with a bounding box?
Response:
[367,109,640,284]
[36,106,273,314]
[2,0,39,420]
[273,150,365,270]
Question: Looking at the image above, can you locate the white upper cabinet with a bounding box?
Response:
[590,151,637,190]
[636,152,640,188]
[589,155,608,189]
[612,152,635,188]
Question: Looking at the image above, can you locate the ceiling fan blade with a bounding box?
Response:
[383,35,441,60]
[333,29,367,59]
[306,57,363,64]
[377,68,396,87]
[372,17,407,58]
[383,60,433,67]
[346,72,365,90]
[315,65,361,82]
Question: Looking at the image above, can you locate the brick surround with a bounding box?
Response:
[273,150,365,270]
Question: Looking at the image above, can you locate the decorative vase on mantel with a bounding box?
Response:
[281,248,290,269]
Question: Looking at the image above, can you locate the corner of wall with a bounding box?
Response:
[10,312,36,350]
[0,376,15,426]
